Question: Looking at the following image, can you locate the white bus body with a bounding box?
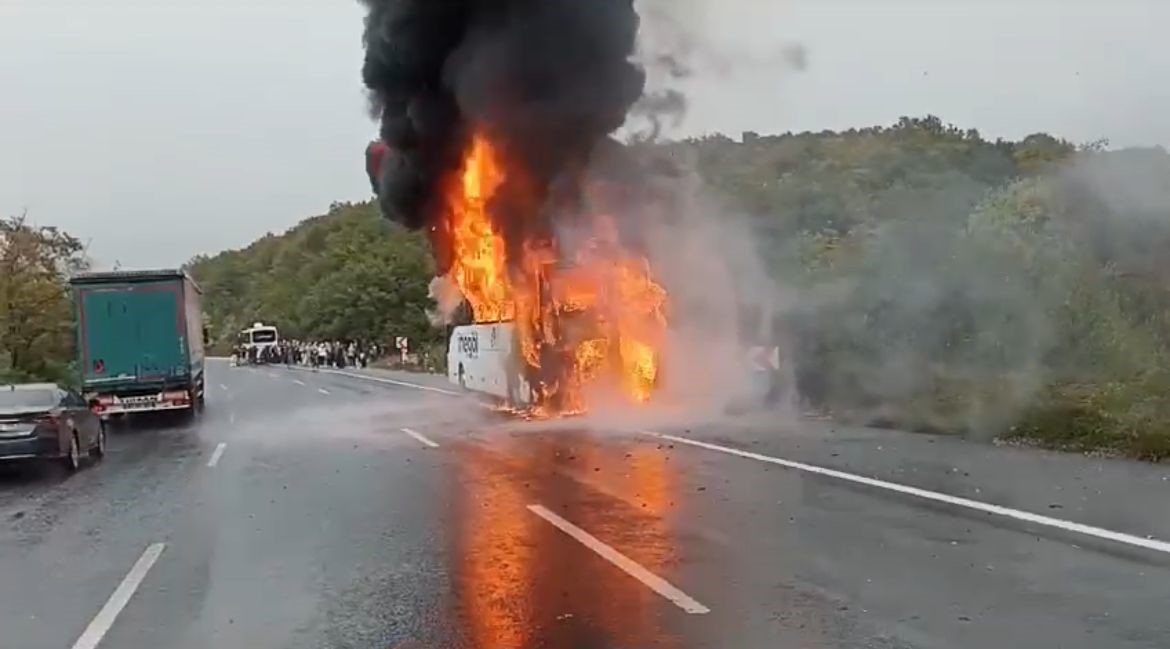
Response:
[237,323,280,362]
[447,323,532,406]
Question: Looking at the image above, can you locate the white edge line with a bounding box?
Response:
[317,388,331,395]
[71,543,166,649]
[207,442,227,467]
[343,372,460,395]
[643,431,1170,555]
[527,504,710,614]
[401,427,439,448]
[285,366,460,396]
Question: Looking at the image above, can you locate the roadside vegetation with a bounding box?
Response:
[682,117,1170,461]
[185,202,444,360]
[0,213,89,388]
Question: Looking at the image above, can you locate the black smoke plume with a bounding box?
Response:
[359,0,647,269]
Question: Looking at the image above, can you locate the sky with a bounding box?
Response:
[2,0,1168,269]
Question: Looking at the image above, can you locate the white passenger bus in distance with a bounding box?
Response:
[447,322,532,407]
[237,322,280,363]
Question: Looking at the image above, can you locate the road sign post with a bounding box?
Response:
[395,336,408,364]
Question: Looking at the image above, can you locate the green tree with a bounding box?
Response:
[188,201,439,354]
[0,213,89,384]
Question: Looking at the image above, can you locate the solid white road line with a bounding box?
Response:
[527,504,710,615]
[207,442,227,468]
[287,366,460,395]
[401,427,439,448]
[292,379,306,386]
[70,543,166,649]
[317,388,331,395]
[644,431,1170,556]
[351,373,460,395]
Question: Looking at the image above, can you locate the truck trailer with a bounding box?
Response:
[69,269,207,418]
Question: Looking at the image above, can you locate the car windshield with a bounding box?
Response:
[0,388,57,413]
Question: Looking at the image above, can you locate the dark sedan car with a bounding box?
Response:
[0,383,106,471]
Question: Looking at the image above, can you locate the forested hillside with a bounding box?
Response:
[189,116,1170,459]
[186,202,441,355]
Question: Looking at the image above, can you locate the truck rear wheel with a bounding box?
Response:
[187,388,202,416]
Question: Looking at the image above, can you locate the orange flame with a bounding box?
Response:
[442,131,667,414]
[448,133,512,323]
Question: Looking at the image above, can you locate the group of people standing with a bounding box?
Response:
[234,340,382,369]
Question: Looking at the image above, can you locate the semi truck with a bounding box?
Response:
[69,269,207,419]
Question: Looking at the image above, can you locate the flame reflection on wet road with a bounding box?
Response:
[448,429,684,649]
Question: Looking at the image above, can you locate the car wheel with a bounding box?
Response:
[90,424,107,459]
[63,432,81,472]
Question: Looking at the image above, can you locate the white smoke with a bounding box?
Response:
[427,274,465,326]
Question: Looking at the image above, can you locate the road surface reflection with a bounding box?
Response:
[448,429,683,649]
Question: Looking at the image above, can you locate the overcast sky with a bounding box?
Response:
[2,0,1167,269]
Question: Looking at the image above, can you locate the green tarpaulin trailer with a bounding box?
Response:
[69,269,206,418]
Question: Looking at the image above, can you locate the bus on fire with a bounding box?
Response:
[447,322,533,407]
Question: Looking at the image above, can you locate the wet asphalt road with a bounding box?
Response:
[1,359,1168,649]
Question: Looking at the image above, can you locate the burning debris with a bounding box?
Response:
[359,0,668,415]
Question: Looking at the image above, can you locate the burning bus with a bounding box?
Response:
[447,322,532,407]
[369,133,667,416]
[359,0,668,417]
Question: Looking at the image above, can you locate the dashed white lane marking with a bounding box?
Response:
[207,443,227,468]
[292,379,306,386]
[218,384,228,391]
[551,464,733,550]
[401,427,439,448]
[643,431,1170,556]
[528,504,710,614]
[317,388,331,395]
[70,543,166,649]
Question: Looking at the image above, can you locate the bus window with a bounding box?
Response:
[252,329,277,344]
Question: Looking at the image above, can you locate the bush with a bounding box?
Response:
[1010,377,1170,461]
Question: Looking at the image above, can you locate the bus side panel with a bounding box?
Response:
[448,324,531,405]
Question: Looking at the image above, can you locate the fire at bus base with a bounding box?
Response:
[371,133,668,417]
[455,133,666,416]
[359,0,672,417]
